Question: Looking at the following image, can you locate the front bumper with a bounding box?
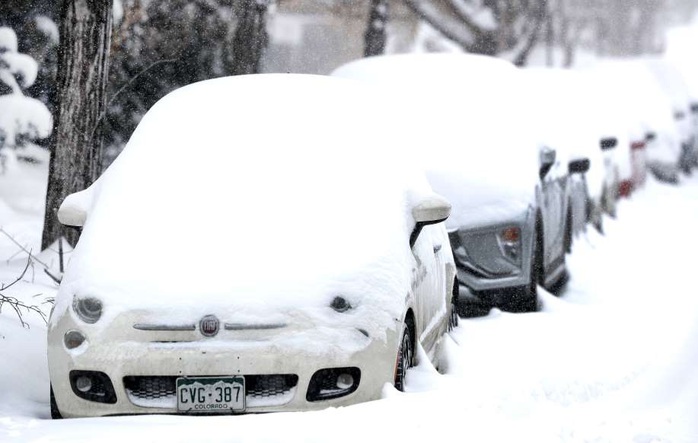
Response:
[48,309,399,418]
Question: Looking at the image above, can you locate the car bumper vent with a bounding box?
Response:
[247,374,298,399]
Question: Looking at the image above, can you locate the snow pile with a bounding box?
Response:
[332,53,540,229]
[53,74,433,344]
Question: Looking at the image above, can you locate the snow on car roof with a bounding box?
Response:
[57,74,431,327]
[332,53,540,228]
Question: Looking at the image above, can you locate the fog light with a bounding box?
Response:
[306,367,361,402]
[336,373,354,389]
[64,330,86,350]
[75,376,92,393]
[69,370,117,404]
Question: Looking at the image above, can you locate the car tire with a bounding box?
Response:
[506,232,540,313]
[394,321,414,392]
[448,278,459,331]
[564,209,573,254]
[50,385,62,419]
[603,187,617,219]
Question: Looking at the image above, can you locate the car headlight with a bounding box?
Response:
[496,226,522,266]
[73,296,103,324]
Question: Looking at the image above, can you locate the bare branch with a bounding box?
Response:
[0,227,52,269]
[0,253,31,291]
[0,256,48,328]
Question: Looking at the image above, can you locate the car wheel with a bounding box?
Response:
[604,187,617,219]
[50,385,63,419]
[522,251,540,312]
[507,234,539,313]
[394,321,414,392]
[564,209,573,254]
[448,278,459,331]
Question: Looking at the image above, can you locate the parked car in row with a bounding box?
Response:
[589,60,683,185]
[640,57,697,174]
[332,54,573,314]
[48,74,458,418]
[520,68,602,241]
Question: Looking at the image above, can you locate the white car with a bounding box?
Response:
[47,74,457,418]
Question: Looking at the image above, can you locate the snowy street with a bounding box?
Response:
[1,161,697,442]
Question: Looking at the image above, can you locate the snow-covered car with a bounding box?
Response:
[641,57,696,174]
[332,54,572,314]
[521,68,601,242]
[47,74,457,418]
[590,60,683,185]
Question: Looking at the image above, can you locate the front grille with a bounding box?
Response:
[123,374,298,409]
[247,374,298,399]
[124,376,174,401]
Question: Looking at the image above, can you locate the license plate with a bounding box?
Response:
[176,376,245,413]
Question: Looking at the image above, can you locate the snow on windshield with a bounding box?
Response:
[55,74,431,331]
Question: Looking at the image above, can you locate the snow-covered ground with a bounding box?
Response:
[1,159,698,442]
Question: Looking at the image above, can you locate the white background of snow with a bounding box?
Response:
[2,149,698,442]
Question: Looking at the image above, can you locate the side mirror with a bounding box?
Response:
[409,195,451,248]
[600,137,618,150]
[539,147,556,180]
[691,102,698,114]
[57,191,90,228]
[568,158,590,174]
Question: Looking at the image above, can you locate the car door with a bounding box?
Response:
[539,152,566,278]
[410,224,448,355]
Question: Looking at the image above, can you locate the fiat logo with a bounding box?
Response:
[199,315,219,337]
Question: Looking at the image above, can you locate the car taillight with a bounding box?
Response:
[618,180,633,198]
[631,141,646,150]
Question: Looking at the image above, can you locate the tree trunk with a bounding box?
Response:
[230,0,270,76]
[364,0,389,57]
[513,0,548,66]
[41,0,113,250]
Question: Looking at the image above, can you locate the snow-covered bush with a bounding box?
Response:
[0,26,53,173]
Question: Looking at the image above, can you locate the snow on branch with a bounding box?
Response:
[0,26,53,171]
